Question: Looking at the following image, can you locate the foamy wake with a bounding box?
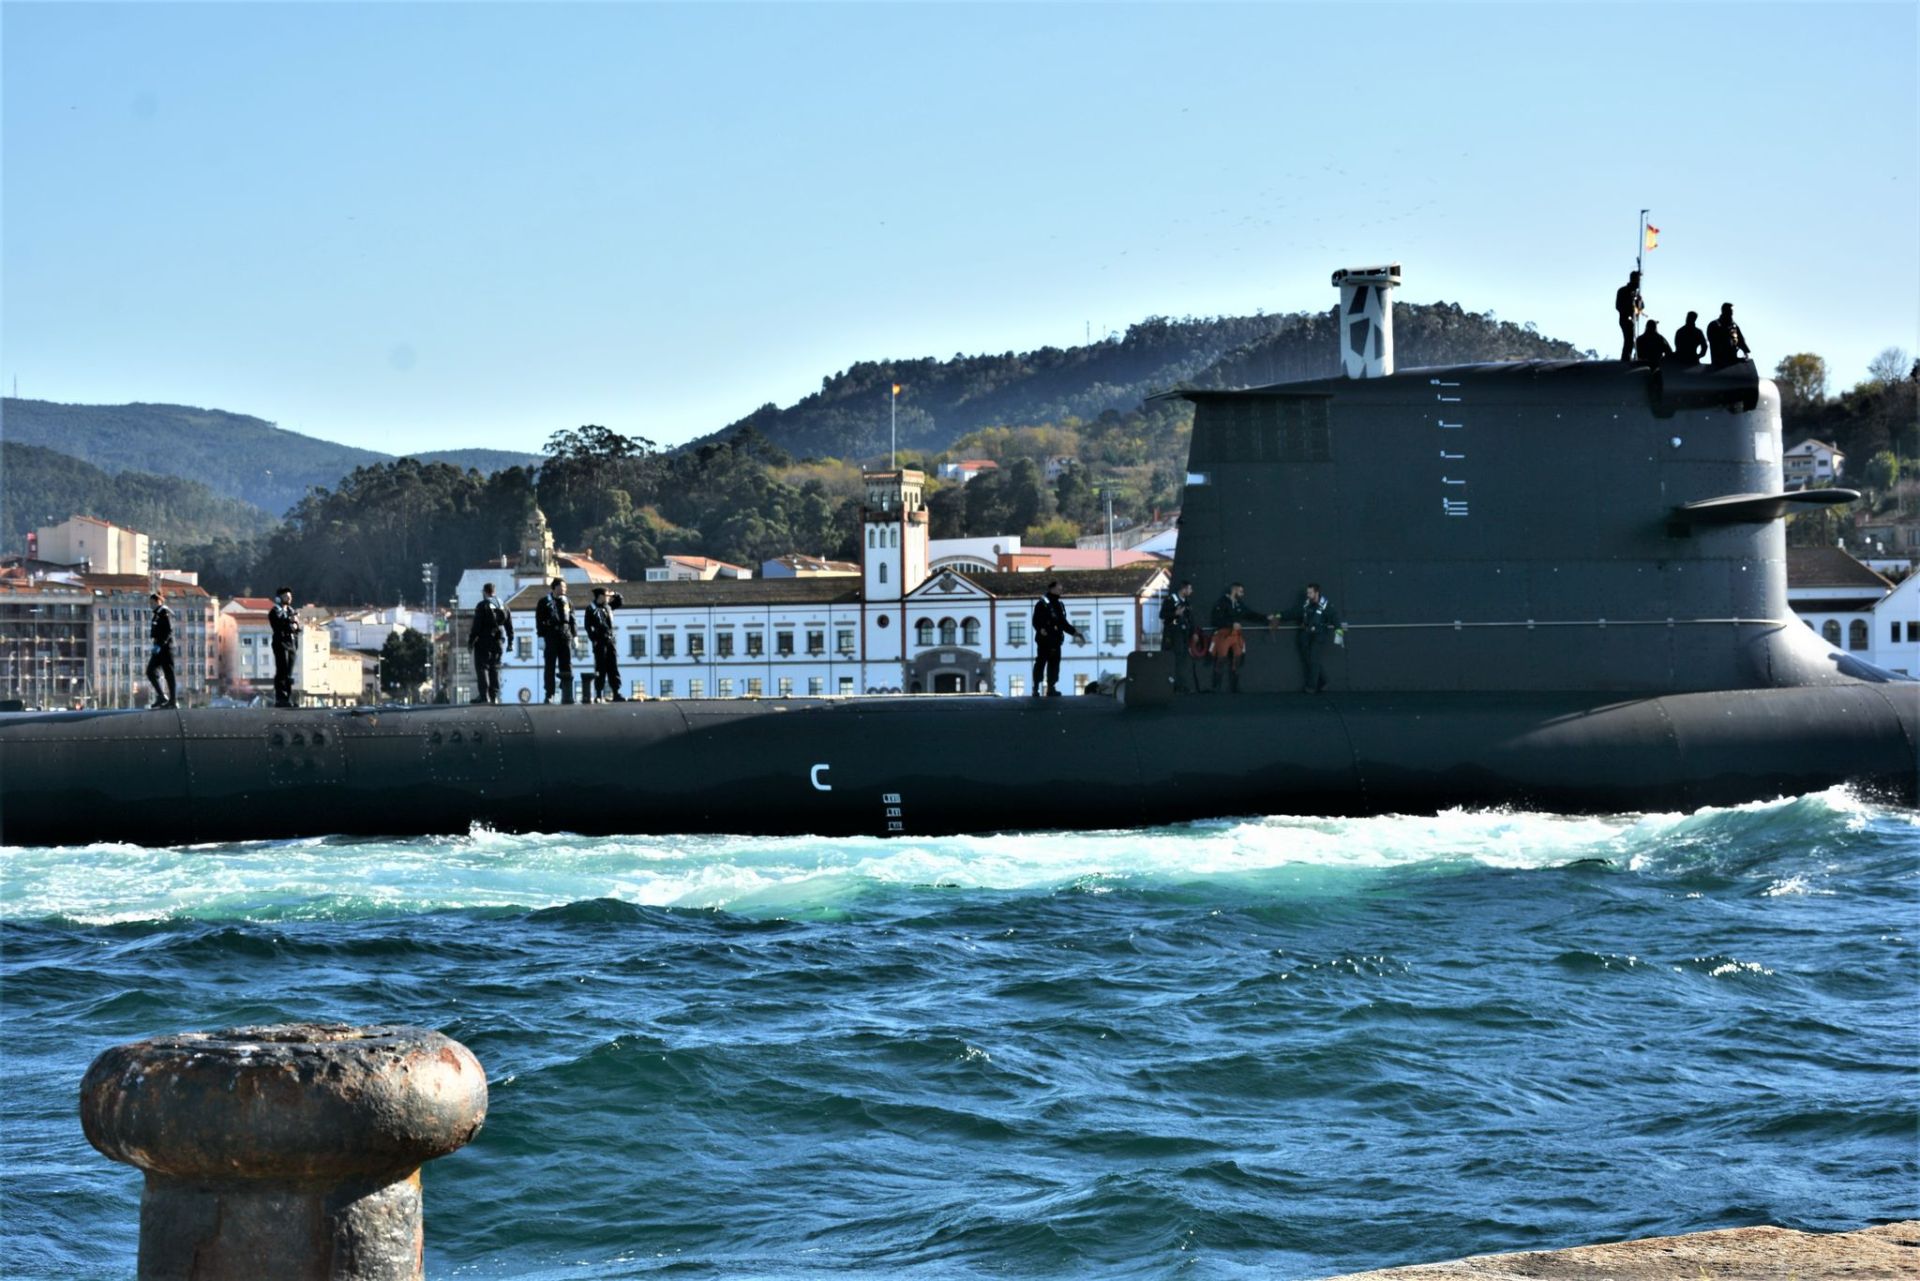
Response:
[0,786,1900,924]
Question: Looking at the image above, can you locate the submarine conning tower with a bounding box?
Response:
[1169,266,1881,696]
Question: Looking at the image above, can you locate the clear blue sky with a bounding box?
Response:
[4,2,1915,455]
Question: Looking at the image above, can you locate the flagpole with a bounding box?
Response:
[1636,208,1648,281]
[890,384,897,471]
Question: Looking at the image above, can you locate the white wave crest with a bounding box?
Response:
[1,787,1904,924]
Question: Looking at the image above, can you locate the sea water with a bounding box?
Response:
[2,788,1915,1279]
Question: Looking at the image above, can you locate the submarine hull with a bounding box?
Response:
[1,685,1913,848]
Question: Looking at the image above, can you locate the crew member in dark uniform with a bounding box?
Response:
[1634,320,1673,366]
[1706,302,1751,369]
[1280,582,1345,694]
[1158,580,1202,694]
[534,578,576,704]
[268,587,301,709]
[1672,311,1707,368]
[1614,270,1643,361]
[468,581,512,704]
[1209,582,1272,693]
[584,587,625,703]
[1031,580,1082,697]
[146,591,177,709]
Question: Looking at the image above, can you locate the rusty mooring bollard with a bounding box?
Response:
[80,1022,487,1281]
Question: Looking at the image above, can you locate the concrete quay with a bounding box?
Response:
[1318,1220,1920,1280]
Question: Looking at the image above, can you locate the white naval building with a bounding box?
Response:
[496,469,1168,702]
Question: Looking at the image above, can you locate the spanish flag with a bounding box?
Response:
[1644,224,1660,251]
[891,383,902,396]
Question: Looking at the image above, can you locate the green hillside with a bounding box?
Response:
[0,399,540,518]
[0,442,278,556]
[696,303,1591,463]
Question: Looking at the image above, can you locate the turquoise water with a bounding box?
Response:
[3,789,1916,1278]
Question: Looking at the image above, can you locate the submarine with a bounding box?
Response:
[1,265,1914,847]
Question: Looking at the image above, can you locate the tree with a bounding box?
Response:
[1773,353,1828,407]
[1024,517,1081,546]
[1866,347,1911,387]
[379,628,432,701]
[1862,450,1901,494]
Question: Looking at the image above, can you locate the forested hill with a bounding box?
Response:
[698,303,1592,462]
[1,442,278,552]
[0,399,540,518]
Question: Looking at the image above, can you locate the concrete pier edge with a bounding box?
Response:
[1315,1220,1920,1280]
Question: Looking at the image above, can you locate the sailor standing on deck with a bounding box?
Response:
[1158,580,1202,694]
[535,578,577,705]
[468,582,512,704]
[268,587,301,709]
[1031,581,1082,697]
[1707,303,1751,369]
[584,587,625,703]
[146,591,177,709]
[1634,320,1673,366]
[1614,270,1643,362]
[1280,583,1345,694]
[1673,311,1708,368]
[1209,582,1273,693]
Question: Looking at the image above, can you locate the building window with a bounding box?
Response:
[1822,620,1842,646]
[658,679,674,698]
[658,634,677,659]
[1908,622,1920,642]
[838,676,854,696]
[1074,673,1089,694]
[517,638,532,660]
[716,632,734,658]
[878,563,888,584]
[915,619,934,646]
[688,633,705,658]
[1008,620,1027,646]
[629,633,647,658]
[1105,618,1124,645]
[776,631,794,656]
[836,628,855,655]
[808,677,823,695]
[939,618,957,646]
[1895,622,1903,643]
[778,677,793,697]
[747,677,764,696]
[718,678,734,697]
[689,679,704,698]
[868,528,875,549]
[746,632,764,657]
[1848,619,1868,651]
[962,619,980,646]
[806,629,824,656]
[1010,676,1026,696]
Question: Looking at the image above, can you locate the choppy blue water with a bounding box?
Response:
[2,789,1916,1279]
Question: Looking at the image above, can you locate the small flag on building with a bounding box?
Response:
[891,383,901,396]
[1644,224,1660,250]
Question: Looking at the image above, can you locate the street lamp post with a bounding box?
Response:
[419,562,439,703]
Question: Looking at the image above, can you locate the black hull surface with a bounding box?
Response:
[2,687,1914,848]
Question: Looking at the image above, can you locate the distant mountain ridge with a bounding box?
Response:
[1,441,278,555]
[0,399,541,518]
[1,301,1586,541]
[700,302,1591,462]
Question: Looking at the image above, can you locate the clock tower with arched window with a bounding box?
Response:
[861,469,928,602]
